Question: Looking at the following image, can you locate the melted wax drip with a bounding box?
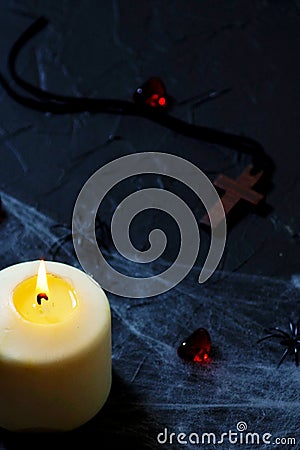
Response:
[177,328,211,363]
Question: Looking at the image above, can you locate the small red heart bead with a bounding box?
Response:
[133,77,169,109]
[177,328,211,363]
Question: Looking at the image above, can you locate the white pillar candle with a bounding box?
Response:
[0,260,111,432]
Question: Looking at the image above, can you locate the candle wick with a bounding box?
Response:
[37,293,49,305]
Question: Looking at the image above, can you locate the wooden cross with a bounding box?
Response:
[200,164,265,228]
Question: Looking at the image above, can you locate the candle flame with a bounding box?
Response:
[36,260,49,296]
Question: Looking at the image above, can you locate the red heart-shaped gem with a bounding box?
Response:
[133,77,169,109]
[177,328,211,363]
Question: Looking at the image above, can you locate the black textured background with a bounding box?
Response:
[0,1,300,449]
[1,0,300,277]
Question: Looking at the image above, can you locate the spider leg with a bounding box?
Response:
[257,333,283,344]
[277,347,290,368]
[294,320,300,338]
[289,321,296,336]
[295,347,299,367]
[264,327,290,339]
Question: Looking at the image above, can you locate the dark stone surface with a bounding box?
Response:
[0,0,300,279]
[0,191,299,449]
[0,1,300,448]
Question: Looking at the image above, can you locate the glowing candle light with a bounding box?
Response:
[36,259,49,304]
[0,260,111,432]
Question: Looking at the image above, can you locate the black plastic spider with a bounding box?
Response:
[257,320,300,368]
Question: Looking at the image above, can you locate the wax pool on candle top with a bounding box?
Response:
[0,260,111,432]
[13,263,78,324]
